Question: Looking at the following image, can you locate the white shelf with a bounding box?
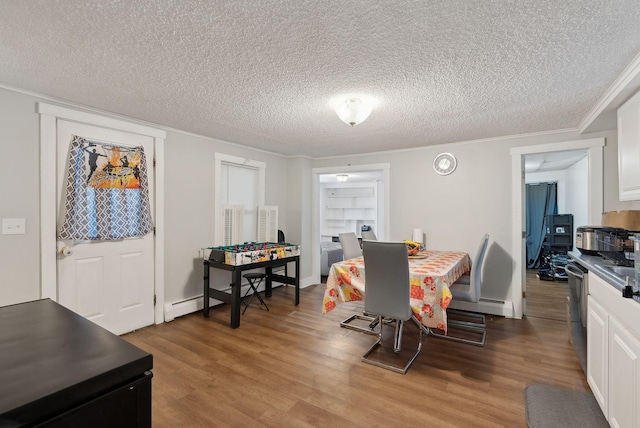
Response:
[320,182,378,238]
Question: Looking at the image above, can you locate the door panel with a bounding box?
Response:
[75,256,105,319]
[120,251,145,309]
[56,120,154,335]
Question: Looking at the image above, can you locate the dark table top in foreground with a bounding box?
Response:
[0,299,153,426]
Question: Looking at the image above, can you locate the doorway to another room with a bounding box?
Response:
[524,149,588,321]
[312,164,390,284]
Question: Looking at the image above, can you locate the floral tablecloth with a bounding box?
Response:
[322,250,471,332]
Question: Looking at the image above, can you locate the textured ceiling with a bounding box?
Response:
[1,1,640,158]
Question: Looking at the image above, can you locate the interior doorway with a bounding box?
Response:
[318,170,385,242]
[311,163,390,283]
[524,149,587,320]
[510,138,604,319]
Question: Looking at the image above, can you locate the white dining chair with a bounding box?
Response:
[339,232,362,260]
[433,233,489,346]
[361,230,377,240]
[360,240,423,374]
[338,233,377,333]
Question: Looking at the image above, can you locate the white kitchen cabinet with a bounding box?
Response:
[588,271,640,427]
[617,89,640,201]
[608,316,640,428]
[320,183,378,241]
[587,294,609,418]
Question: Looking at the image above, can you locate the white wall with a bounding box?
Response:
[311,129,624,306]
[162,130,292,304]
[3,83,640,316]
[0,88,41,305]
[0,87,301,309]
[284,157,313,281]
[565,156,589,244]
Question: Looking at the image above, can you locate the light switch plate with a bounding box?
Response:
[2,218,26,235]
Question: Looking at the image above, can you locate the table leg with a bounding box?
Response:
[230,269,242,329]
[265,266,273,298]
[203,261,210,317]
[294,257,300,305]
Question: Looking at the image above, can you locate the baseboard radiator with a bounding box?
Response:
[164,275,315,322]
[164,295,207,322]
[447,297,513,317]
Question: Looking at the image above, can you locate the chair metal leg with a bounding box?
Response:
[393,319,403,353]
[447,308,486,327]
[340,312,379,335]
[361,315,423,374]
[430,309,486,346]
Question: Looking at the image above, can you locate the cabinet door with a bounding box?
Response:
[609,316,640,428]
[587,295,609,418]
[617,90,640,201]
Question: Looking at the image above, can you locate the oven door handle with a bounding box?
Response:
[564,263,585,280]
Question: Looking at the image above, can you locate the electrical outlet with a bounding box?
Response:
[2,218,26,235]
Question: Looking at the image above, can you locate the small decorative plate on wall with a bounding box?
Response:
[433,153,457,175]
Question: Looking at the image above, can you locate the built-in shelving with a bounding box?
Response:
[320,182,378,242]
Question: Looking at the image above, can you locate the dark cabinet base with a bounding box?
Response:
[37,372,152,428]
[0,299,153,428]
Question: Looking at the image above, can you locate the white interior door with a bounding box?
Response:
[56,120,155,335]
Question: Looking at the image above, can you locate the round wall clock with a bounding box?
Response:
[433,153,457,175]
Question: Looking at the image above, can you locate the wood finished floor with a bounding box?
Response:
[525,268,570,321]
[123,279,587,427]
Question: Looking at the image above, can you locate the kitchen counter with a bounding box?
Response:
[568,251,639,304]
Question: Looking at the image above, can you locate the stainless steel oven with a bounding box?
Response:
[565,262,588,374]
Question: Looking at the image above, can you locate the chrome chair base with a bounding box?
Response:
[361,316,424,374]
[430,309,486,346]
[340,312,379,335]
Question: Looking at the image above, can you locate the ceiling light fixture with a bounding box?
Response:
[335,98,372,126]
[336,174,349,182]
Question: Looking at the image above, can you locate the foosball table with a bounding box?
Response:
[208,242,301,266]
[203,242,301,328]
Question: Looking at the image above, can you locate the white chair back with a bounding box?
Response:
[469,234,490,302]
[362,241,412,321]
[339,232,362,260]
[361,230,377,240]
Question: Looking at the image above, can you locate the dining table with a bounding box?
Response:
[322,250,471,332]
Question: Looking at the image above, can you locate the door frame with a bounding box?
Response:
[38,103,166,325]
[510,137,604,319]
[311,163,390,282]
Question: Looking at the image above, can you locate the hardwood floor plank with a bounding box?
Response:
[123,283,589,427]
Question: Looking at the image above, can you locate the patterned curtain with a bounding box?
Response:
[59,135,153,241]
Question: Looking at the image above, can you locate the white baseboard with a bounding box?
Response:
[448,298,514,318]
[163,296,206,322]
[300,276,315,288]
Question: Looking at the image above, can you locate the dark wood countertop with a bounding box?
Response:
[0,299,152,426]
